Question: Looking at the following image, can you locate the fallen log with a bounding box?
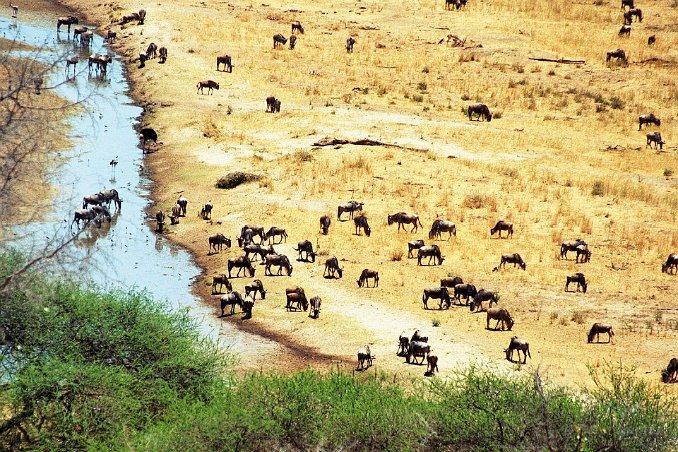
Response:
[312,137,427,152]
[529,57,586,64]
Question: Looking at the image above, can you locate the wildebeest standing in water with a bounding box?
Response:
[197,80,219,95]
[273,33,287,48]
[56,16,78,34]
[216,55,232,72]
[346,36,356,53]
[139,127,158,153]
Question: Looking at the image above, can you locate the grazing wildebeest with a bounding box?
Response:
[265,226,288,244]
[88,54,112,75]
[90,205,112,224]
[587,323,614,343]
[406,341,430,365]
[208,233,231,254]
[606,49,627,65]
[99,188,122,211]
[454,283,478,304]
[57,16,78,34]
[397,334,410,356]
[662,358,678,383]
[294,240,316,262]
[291,21,304,34]
[468,104,492,122]
[289,35,297,50]
[324,257,343,279]
[309,296,321,319]
[211,274,232,294]
[487,307,514,331]
[238,225,265,246]
[155,210,165,233]
[337,200,364,220]
[445,0,456,10]
[357,269,379,288]
[199,201,213,220]
[65,56,78,76]
[624,8,643,24]
[441,276,463,289]
[176,195,188,216]
[82,192,104,209]
[220,291,244,316]
[264,254,293,276]
[426,354,439,375]
[620,0,634,10]
[499,253,526,271]
[197,80,219,95]
[662,254,678,274]
[470,289,499,312]
[105,30,117,43]
[319,215,331,235]
[429,219,456,240]
[505,336,531,363]
[618,25,631,37]
[490,220,513,238]
[145,42,158,59]
[646,132,664,150]
[244,279,266,300]
[357,345,373,370]
[648,35,656,46]
[407,240,425,258]
[638,113,660,130]
[227,255,255,278]
[81,31,94,48]
[560,239,587,259]
[417,245,444,266]
[354,215,371,236]
[243,244,271,262]
[576,245,591,263]
[566,273,587,293]
[158,46,167,63]
[273,33,287,48]
[286,290,308,311]
[71,208,97,228]
[216,55,232,72]
[170,204,181,224]
[139,127,158,149]
[422,287,451,310]
[346,36,356,53]
[265,96,281,113]
[387,212,423,233]
[120,9,145,25]
[411,330,428,343]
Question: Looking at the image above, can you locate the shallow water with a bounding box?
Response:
[0,8,273,353]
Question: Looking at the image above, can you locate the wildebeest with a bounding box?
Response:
[65,56,78,77]
[407,240,425,258]
[425,354,439,376]
[453,283,477,304]
[199,201,213,220]
[429,219,456,240]
[56,16,78,34]
[273,33,287,48]
[490,220,513,238]
[470,289,499,312]
[646,132,664,150]
[291,21,304,34]
[357,269,379,288]
[169,204,181,224]
[239,225,266,246]
[90,205,112,224]
[620,0,634,10]
[662,358,678,383]
[155,210,165,233]
[139,127,158,149]
[661,254,678,274]
[104,30,117,43]
[324,257,343,279]
[264,254,293,276]
[197,80,219,95]
[487,307,514,331]
[71,208,97,228]
[499,253,526,271]
[576,245,591,263]
[211,274,232,294]
[387,212,423,233]
[73,26,87,44]
[145,42,158,59]
[294,240,316,262]
[176,195,188,216]
[422,287,451,310]
[265,96,281,113]
[265,226,288,244]
[98,188,122,211]
[227,255,255,278]
[289,35,297,50]
[566,273,587,293]
[406,341,430,365]
[618,25,631,37]
[354,215,371,236]
[560,239,587,259]
[357,345,373,370]
[81,31,94,48]
[286,290,308,311]
[244,279,266,300]
[88,53,112,75]
[397,334,410,356]
[158,47,167,63]
[120,9,145,25]
[337,200,363,220]
[208,233,231,254]
[220,291,244,316]
[82,192,104,209]
[309,296,321,319]
[319,215,331,235]
[417,245,444,266]
[346,36,356,53]
[216,54,232,72]
[505,336,531,363]
[243,243,271,262]
[606,48,627,65]
[648,35,656,46]
[587,323,614,343]
[468,104,492,122]
[445,0,456,10]
[441,276,463,289]
[624,8,643,24]
[638,113,660,130]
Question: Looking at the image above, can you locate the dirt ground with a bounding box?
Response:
[58,0,678,389]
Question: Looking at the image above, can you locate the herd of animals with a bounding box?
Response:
[49,2,677,381]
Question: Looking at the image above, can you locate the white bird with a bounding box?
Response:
[10,2,18,18]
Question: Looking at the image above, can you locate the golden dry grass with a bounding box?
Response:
[62,0,678,388]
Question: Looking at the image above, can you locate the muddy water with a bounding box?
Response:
[1,8,277,354]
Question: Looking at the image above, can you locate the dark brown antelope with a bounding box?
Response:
[470,289,499,312]
[324,257,343,279]
[606,49,627,65]
[337,200,363,220]
[273,33,287,48]
[294,240,316,262]
[211,274,232,294]
[291,21,304,34]
[426,354,439,375]
[662,358,678,383]
[286,290,308,311]
[309,296,321,319]
[429,219,456,240]
[158,46,168,63]
[487,307,514,331]
[576,245,591,263]
[208,233,231,254]
[319,215,331,234]
[357,269,379,287]
[354,215,371,236]
[145,42,158,59]
[197,80,219,95]
[227,255,255,278]
[264,254,293,276]
[561,239,587,259]
[176,195,188,216]
[566,273,587,293]
[499,253,526,271]
[505,336,531,363]
[662,254,678,274]
[244,279,266,300]
[618,25,631,37]
[346,36,356,53]
[647,132,665,150]
[422,287,451,310]
[57,16,78,34]
[199,201,213,219]
[220,291,244,316]
[490,220,513,238]
[638,113,660,131]
[265,226,288,244]
[216,55,232,72]
[407,240,425,258]
[453,283,477,304]
[357,345,373,369]
[417,245,444,266]
[587,323,614,343]
[387,212,423,233]
[468,104,492,122]
[441,276,463,288]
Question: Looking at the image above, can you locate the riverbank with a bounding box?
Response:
[58,0,678,385]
